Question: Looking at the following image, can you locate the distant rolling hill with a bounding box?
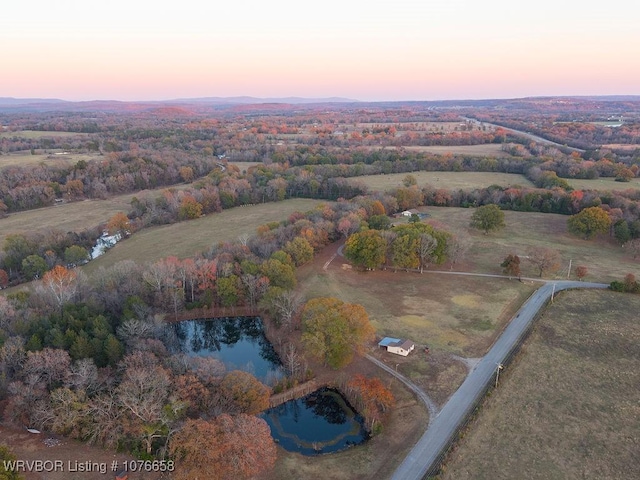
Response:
[0,96,359,113]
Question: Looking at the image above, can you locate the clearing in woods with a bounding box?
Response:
[353,171,533,191]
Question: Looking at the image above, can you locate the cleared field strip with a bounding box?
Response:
[83,198,324,272]
[568,177,640,191]
[401,144,512,156]
[0,130,89,139]
[353,171,533,191]
[0,152,99,169]
[353,171,639,193]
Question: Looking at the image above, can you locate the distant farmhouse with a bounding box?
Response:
[378,337,416,356]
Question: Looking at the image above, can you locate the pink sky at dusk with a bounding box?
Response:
[2,0,639,102]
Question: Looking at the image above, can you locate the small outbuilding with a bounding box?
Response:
[378,337,416,356]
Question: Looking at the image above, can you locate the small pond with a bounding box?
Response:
[172,316,282,384]
[260,387,368,455]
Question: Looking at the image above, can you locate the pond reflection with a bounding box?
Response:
[260,388,368,455]
[173,317,282,384]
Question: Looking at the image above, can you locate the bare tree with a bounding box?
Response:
[0,336,25,381]
[241,274,269,309]
[0,296,16,330]
[34,387,88,437]
[22,348,71,389]
[117,358,173,454]
[418,233,437,273]
[238,233,250,247]
[271,291,303,330]
[527,247,561,277]
[624,238,640,259]
[66,358,100,395]
[446,235,468,270]
[283,343,302,379]
[86,391,124,448]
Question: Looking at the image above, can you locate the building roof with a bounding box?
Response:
[379,337,415,350]
[398,339,415,350]
[378,337,402,347]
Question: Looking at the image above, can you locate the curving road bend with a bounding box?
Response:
[389,280,608,480]
[365,354,439,425]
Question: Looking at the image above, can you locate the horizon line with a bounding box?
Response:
[2,93,640,105]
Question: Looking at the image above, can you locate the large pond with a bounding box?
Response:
[260,387,368,455]
[172,316,283,384]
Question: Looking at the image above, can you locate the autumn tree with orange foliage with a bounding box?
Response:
[346,374,395,432]
[217,370,271,415]
[178,195,203,220]
[106,212,131,236]
[41,265,78,312]
[170,415,276,480]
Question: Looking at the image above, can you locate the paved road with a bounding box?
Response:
[390,280,608,480]
[462,117,585,153]
[365,354,439,425]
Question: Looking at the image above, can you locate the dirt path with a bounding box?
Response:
[365,354,439,425]
[0,424,166,480]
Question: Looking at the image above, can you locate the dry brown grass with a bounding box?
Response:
[354,171,532,192]
[0,130,88,139]
[227,161,263,172]
[0,189,172,247]
[298,261,535,359]
[0,197,133,246]
[567,177,640,191]
[439,289,640,480]
[421,206,639,282]
[0,180,208,247]
[0,152,98,169]
[401,144,512,156]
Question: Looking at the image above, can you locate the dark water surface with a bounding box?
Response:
[260,388,368,455]
[173,316,282,384]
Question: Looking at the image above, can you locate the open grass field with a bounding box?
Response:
[83,198,324,274]
[299,264,534,360]
[567,176,640,191]
[353,171,533,192]
[295,243,536,412]
[421,206,639,283]
[227,161,263,172]
[0,130,89,139]
[0,196,137,246]
[0,180,208,246]
[439,289,640,480]
[602,143,639,151]
[0,186,185,246]
[402,144,512,157]
[0,151,98,169]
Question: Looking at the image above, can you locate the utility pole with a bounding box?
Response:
[495,363,504,388]
[567,259,572,279]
